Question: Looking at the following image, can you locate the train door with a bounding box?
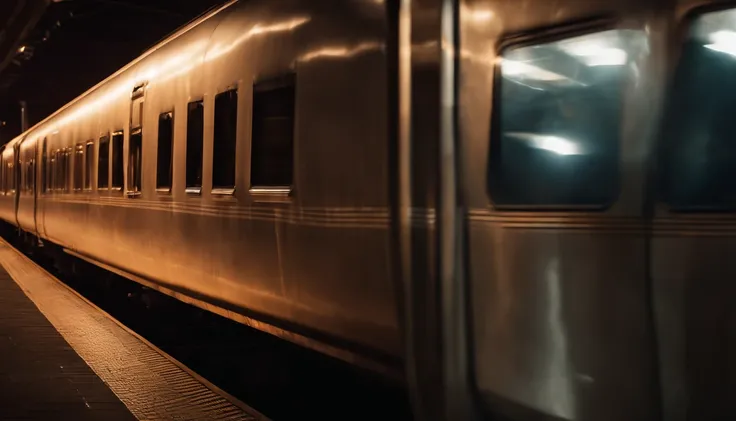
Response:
[127,82,146,197]
[653,4,736,419]
[399,1,669,420]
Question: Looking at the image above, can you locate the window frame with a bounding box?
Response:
[185,99,205,195]
[110,130,124,191]
[19,148,26,193]
[73,143,84,192]
[656,4,736,212]
[212,86,238,197]
[487,19,627,212]
[156,111,174,193]
[249,73,297,202]
[63,146,72,193]
[41,138,48,194]
[127,128,143,197]
[52,149,60,192]
[98,133,110,191]
[84,140,94,191]
[6,151,15,194]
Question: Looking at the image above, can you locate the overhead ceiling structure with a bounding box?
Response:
[0,0,50,99]
[0,0,225,143]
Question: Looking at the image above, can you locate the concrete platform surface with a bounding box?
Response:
[0,239,266,421]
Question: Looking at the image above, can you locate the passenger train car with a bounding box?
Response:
[0,0,734,420]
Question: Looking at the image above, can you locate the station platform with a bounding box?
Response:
[0,238,266,421]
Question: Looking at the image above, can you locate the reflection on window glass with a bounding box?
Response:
[662,9,736,210]
[489,29,647,206]
[157,112,173,190]
[186,101,204,190]
[251,78,295,188]
[98,135,109,189]
[74,144,83,191]
[111,132,123,189]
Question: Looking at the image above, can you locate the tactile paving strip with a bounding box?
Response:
[0,240,266,421]
[0,259,137,421]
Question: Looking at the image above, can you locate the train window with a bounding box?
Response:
[661,9,736,210]
[213,89,237,194]
[52,150,59,190]
[488,29,647,207]
[59,147,71,192]
[22,147,32,193]
[49,152,55,193]
[6,161,13,193]
[67,147,73,192]
[250,77,295,190]
[59,149,67,191]
[27,147,34,193]
[185,100,204,193]
[156,112,173,191]
[41,138,48,194]
[85,141,93,190]
[111,131,123,189]
[98,134,109,189]
[128,129,142,195]
[52,150,57,190]
[20,153,26,193]
[74,143,84,191]
[55,150,63,191]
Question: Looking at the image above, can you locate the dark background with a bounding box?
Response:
[0,0,225,143]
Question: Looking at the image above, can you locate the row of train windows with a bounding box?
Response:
[4,9,736,211]
[490,8,736,211]
[2,77,295,196]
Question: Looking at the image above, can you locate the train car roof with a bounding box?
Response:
[1,0,239,150]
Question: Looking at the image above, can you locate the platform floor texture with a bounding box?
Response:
[0,240,264,421]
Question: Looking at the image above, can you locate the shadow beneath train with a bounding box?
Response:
[0,223,413,421]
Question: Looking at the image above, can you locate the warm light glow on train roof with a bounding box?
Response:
[205,16,311,63]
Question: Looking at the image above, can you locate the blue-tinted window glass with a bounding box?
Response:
[662,10,736,210]
[489,29,648,207]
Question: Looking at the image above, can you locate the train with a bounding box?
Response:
[1,0,735,420]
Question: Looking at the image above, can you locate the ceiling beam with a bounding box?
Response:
[0,0,50,76]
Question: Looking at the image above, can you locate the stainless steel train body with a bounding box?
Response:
[0,0,398,370]
[1,0,735,420]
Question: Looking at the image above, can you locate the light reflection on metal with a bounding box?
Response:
[299,41,383,62]
[141,39,209,84]
[211,187,235,196]
[4,1,238,145]
[249,187,291,195]
[7,14,308,143]
[205,16,311,63]
[540,257,575,419]
[25,37,210,140]
[461,4,494,24]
